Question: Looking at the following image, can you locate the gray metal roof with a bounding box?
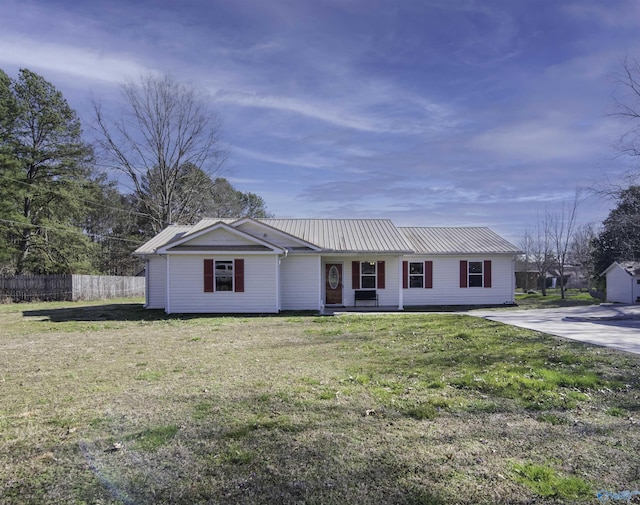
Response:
[399,227,520,254]
[133,225,192,255]
[260,219,415,253]
[134,219,519,256]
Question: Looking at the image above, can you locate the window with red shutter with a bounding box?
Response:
[234,259,245,292]
[483,260,492,288]
[204,259,214,292]
[377,261,385,289]
[460,260,468,288]
[352,261,360,289]
[402,261,408,289]
[425,260,433,289]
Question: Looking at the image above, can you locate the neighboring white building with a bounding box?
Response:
[603,261,640,304]
[133,218,520,314]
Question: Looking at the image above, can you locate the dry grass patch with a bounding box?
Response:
[1,300,639,504]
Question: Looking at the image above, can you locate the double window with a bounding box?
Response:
[204,258,244,293]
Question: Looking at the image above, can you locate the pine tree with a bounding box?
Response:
[0,69,98,274]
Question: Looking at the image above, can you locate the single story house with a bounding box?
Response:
[133,218,520,313]
[603,261,640,304]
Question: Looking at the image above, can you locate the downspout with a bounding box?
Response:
[277,249,288,313]
[144,256,149,308]
[165,254,171,314]
[319,255,323,313]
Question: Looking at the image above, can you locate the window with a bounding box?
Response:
[468,261,483,287]
[215,260,233,291]
[361,261,376,289]
[403,260,433,289]
[409,262,424,288]
[204,258,244,293]
[351,261,385,289]
[460,260,491,288]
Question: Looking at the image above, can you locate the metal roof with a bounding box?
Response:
[134,220,519,256]
[260,219,415,253]
[399,227,520,254]
[133,225,192,255]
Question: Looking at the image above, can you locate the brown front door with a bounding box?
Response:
[325,263,343,305]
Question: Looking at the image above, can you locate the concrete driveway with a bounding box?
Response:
[469,304,640,355]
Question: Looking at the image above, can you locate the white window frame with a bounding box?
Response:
[215,260,234,292]
[468,261,483,288]
[360,261,377,289]
[409,261,424,288]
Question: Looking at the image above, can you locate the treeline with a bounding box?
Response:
[0,69,270,276]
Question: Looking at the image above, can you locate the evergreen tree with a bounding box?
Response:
[0,68,97,274]
[83,177,146,275]
[592,185,640,275]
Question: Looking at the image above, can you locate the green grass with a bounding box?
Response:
[515,289,600,309]
[1,300,639,504]
[512,462,593,500]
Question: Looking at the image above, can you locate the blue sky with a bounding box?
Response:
[1,0,639,243]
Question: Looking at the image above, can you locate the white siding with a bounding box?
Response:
[606,266,634,304]
[402,255,515,306]
[167,254,279,313]
[146,256,166,309]
[280,255,321,310]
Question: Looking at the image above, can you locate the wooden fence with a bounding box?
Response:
[0,274,145,302]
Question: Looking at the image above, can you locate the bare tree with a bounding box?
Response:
[93,74,226,233]
[613,57,640,166]
[568,222,596,287]
[518,228,534,293]
[529,211,555,296]
[549,192,580,299]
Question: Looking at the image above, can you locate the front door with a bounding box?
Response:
[325,263,343,305]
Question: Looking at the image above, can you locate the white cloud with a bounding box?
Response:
[468,117,616,162]
[0,35,156,83]
[213,89,396,133]
[231,145,334,170]
[563,1,640,28]
[212,86,456,136]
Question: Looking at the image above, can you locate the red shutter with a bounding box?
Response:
[460,260,468,288]
[234,259,245,292]
[352,261,360,289]
[484,260,492,288]
[377,261,385,289]
[204,258,214,292]
[402,261,408,289]
[425,261,433,289]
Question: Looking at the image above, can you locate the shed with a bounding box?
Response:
[603,261,640,304]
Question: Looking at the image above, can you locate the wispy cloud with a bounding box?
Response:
[213,89,404,133]
[468,117,617,162]
[0,35,156,83]
[231,145,335,170]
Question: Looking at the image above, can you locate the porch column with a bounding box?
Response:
[398,258,404,310]
[318,256,323,311]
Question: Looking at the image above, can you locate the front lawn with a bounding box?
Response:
[515,289,601,309]
[1,300,638,504]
